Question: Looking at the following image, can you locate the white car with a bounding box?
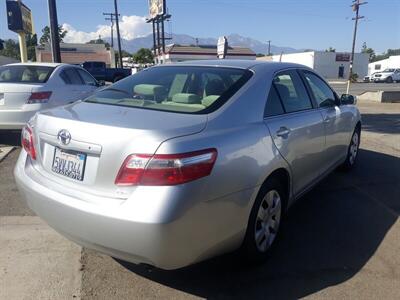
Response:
[373,68,400,83]
[0,63,102,130]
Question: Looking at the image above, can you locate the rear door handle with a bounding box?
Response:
[276,127,290,138]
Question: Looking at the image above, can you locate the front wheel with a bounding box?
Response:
[241,178,285,262]
[340,127,361,171]
[386,76,393,83]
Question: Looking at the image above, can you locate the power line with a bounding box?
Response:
[346,0,367,94]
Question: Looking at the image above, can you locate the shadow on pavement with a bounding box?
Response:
[361,113,400,134]
[117,148,399,299]
[0,130,21,147]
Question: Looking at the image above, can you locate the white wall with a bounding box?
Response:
[272,51,315,68]
[368,55,400,75]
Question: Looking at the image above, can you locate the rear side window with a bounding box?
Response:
[60,68,84,85]
[273,70,312,113]
[77,69,97,86]
[265,85,284,117]
[302,71,336,108]
[0,65,54,83]
[85,66,252,114]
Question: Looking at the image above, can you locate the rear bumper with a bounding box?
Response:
[14,151,253,269]
[0,105,44,129]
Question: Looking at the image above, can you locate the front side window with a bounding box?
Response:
[0,65,54,83]
[302,71,336,108]
[85,66,252,114]
[273,70,312,113]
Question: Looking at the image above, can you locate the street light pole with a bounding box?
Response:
[113,0,123,68]
[48,0,61,63]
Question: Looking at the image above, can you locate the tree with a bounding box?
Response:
[361,42,375,62]
[325,47,336,52]
[39,25,67,45]
[133,48,154,64]
[0,39,20,60]
[371,48,400,62]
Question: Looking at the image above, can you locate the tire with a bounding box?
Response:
[386,76,393,83]
[241,177,286,263]
[340,126,361,171]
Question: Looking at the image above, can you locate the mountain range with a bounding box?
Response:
[116,33,299,55]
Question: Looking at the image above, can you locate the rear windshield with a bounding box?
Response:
[0,65,55,83]
[85,66,252,114]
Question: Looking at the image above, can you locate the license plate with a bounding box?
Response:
[52,147,87,181]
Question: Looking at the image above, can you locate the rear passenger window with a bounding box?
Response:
[273,70,312,113]
[61,68,83,85]
[265,85,284,117]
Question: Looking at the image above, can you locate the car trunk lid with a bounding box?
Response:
[31,101,207,200]
[0,83,43,109]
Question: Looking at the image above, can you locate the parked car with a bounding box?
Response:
[14,60,361,270]
[82,61,131,83]
[363,72,377,82]
[0,63,102,130]
[373,68,400,83]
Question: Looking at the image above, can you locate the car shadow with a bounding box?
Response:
[0,130,21,147]
[116,148,399,299]
[361,113,400,134]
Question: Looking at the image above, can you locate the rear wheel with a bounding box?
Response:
[386,76,393,83]
[241,178,286,262]
[340,127,360,171]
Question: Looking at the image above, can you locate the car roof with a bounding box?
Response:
[160,59,308,72]
[5,62,68,68]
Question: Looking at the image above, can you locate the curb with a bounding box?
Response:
[0,146,15,163]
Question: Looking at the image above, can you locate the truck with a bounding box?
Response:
[82,61,131,83]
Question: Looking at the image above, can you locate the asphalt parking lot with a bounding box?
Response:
[1,99,399,299]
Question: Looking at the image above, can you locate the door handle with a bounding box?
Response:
[324,117,332,123]
[276,127,290,138]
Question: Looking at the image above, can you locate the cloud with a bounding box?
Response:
[62,15,151,43]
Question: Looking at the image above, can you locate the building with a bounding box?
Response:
[157,44,256,63]
[36,43,116,67]
[368,55,400,75]
[263,51,369,79]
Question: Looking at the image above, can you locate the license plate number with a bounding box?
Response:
[52,147,87,181]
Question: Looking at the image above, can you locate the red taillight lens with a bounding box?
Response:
[27,91,52,104]
[21,125,36,160]
[115,149,217,186]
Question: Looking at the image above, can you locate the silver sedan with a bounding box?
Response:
[14,60,361,270]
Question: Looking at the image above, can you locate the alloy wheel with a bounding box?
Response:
[254,190,282,252]
[349,131,359,165]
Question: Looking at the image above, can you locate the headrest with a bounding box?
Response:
[172,93,201,104]
[201,95,219,107]
[134,84,165,96]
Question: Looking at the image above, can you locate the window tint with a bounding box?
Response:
[303,71,336,108]
[265,85,284,117]
[61,68,83,85]
[273,70,312,113]
[0,65,54,83]
[77,69,97,85]
[85,66,252,114]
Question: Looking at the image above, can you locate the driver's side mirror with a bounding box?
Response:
[340,94,356,105]
[96,80,105,87]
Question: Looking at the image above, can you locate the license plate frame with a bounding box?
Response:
[51,147,87,181]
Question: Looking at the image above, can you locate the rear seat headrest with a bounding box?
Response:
[172,93,201,104]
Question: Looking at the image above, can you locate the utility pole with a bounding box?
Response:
[48,0,61,62]
[267,40,271,56]
[113,0,123,68]
[103,12,119,48]
[346,0,367,94]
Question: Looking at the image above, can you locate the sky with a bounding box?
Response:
[1,0,399,54]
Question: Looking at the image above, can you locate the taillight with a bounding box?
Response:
[27,91,52,104]
[115,149,217,186]
[21,125,36,160]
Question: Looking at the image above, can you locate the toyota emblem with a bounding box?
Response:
[57,129,71,145]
